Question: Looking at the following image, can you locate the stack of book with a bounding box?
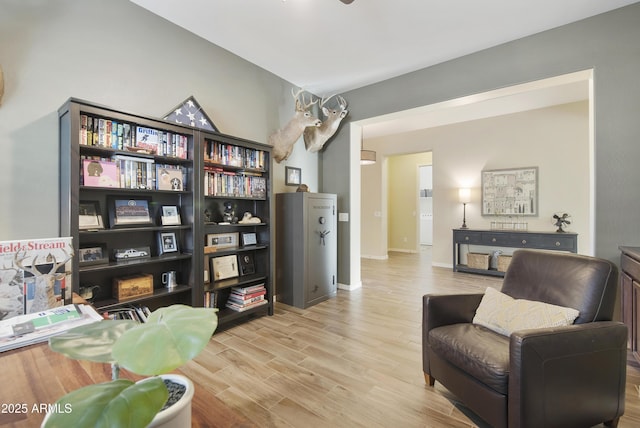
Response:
[225,284,267,312]
[102,305,151,323]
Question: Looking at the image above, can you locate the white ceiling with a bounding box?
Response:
[130,0,638,95]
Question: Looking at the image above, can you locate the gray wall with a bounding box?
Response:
[0,0,291,240]
[323,3,640,283]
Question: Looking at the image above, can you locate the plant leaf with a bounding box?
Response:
[42,377,168,428]
[49,320,138,363]
[113,305,218,375]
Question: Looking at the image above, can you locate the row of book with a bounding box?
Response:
[204,166,266,198]
[102,305,151,323]
[204,140,266,170]
[80,114,189,159]
[81,155,186,191]
[225,284,267,312]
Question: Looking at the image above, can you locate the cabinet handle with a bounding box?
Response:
[492,238,497,243]
[555,241,561,247]
[522,240,527,245]
[465,236,469,241]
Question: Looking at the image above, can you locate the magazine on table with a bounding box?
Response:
[0,304,103,353]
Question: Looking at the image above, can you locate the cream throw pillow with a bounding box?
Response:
[473,287,580,336]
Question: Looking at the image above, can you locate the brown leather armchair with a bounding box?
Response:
[423,249,627,428]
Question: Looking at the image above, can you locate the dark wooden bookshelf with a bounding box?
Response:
[59,98,273,327]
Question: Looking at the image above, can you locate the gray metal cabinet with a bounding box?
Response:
[276,192,337,309]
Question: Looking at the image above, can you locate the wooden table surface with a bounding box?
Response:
[0,333,254,427]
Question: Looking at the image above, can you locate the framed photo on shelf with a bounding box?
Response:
[109,197,153,227]
[79,201,105,230]
[158,232,179,255]
[211,255,238,281]
[481,166,538,216]
[82,159,119,188]
[285,166,301,186]
[78,243,108,266]
[206,232,238,249]
[156,166,184,191]
[241,232,257,246]
[160,205,181,226]
[238,253,255,276]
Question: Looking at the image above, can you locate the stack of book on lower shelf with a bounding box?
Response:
[102,305,151,323]
[225,284,267,312]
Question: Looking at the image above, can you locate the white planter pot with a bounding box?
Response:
[147,374,194,428]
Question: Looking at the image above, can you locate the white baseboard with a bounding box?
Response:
[388,248,418,254]
[338,281,362,291]
[432,261,453,269]
[361,254,388,260]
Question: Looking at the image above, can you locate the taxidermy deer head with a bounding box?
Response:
[304,95,348,153]
[269,88,321,163]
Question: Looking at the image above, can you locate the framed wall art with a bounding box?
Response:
[481,166,538,216]
[285,166,301,186]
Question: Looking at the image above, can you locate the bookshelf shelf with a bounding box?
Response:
[60,98,273,327]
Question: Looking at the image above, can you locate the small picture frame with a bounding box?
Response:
[79,201,105,230]
[79,244,108,266]
[156,166,184,191]
[82,159,119,188]
[206,232,239,249]
[211,255,239,281]
[161,205,182,226]
[241,232,257,247]
[285,166,301,186]
[158,232,179,255]
[238,253,255,276]
[109,197,153,227]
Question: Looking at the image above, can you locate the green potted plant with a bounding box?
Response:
[43,304,218,428]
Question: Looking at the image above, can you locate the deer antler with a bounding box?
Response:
[14,249,71,276]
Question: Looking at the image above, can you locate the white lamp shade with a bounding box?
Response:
[458,188,471,203]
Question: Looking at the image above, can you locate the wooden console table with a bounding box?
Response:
[453,228,578,277]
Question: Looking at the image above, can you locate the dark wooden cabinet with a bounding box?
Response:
[453,228,578,277]
[59,98,273,327]
[619,246,640,363]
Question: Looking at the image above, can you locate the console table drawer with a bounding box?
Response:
[517,234,576,251]
[454,230,482,244]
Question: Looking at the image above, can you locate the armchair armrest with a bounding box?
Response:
[422,293,484,333]
[508,321,627,428]
[422,293,484,381]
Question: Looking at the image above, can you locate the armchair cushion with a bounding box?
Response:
[472,287,580,336]
[429,323,510,394]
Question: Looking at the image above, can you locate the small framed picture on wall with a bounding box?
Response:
[285,166,301,186]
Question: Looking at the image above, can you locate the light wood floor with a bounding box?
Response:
[182,249,640,428]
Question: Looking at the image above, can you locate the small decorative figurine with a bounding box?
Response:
[552,213,572,233]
